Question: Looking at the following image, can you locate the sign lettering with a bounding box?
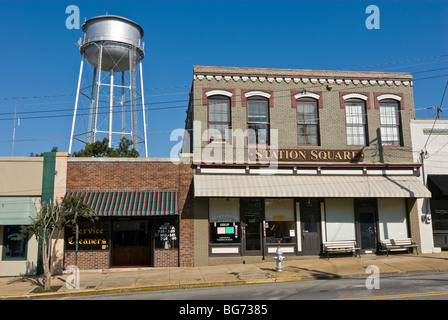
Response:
[249,149,364,162]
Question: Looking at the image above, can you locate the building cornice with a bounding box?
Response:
[193,65,413,87]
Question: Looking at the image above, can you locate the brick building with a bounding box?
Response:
[183,65,433,266]
[64,157,194,269]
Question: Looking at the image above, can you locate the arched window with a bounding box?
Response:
[345,98,368,146]
[208,94,231,142]
[296,98,319,146]
[247,95,270,145]
[379,98,402,146]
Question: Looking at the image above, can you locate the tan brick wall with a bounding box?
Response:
[193,198,209,266]
[191,66,415,165]
[407,198,422,251]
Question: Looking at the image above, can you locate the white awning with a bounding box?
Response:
[0,197,38,225]
[194,174,431,198]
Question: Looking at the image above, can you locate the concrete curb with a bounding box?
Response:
[0,276,304,300]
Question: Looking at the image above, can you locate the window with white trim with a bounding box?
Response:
[208,95,231,142]
[247,96,270,145]
[345,99,368,146]
[379,100,401,146]
[297,99,319,145]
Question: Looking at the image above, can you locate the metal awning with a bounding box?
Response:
[0,197,38,225]
[194,174,431,198]
[67,191,179,216]
[427,175,448,197]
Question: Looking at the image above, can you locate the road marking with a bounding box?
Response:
[335,290,448,300]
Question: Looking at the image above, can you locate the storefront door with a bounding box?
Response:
[300,200,321,255]
[356,211,377,253]
[355,199,378,253]
[112,220,151,267]
[243,212,263,255]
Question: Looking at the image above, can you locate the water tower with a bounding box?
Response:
[69,15,148,156]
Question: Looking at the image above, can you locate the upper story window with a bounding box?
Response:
[379,99,401,146]
[247,95,270,145]
[345,99,368,146]
[207,93,231,142]
[297,99,319,145]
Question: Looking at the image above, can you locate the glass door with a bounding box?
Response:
[358,211,376,251]
[355,199,378,254]
[243,212,262,254]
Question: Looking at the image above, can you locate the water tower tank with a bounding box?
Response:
[69,14,148,157]
[80,15,145,72]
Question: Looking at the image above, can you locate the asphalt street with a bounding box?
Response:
[52,271,448,300]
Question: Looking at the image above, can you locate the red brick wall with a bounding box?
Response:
[153,249,179,267]
[65,251,110,270]
[65,159,194,268]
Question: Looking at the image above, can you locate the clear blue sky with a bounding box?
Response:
[0,0,447,157]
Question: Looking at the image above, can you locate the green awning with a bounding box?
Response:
[0,197,38,225]
[67,191,179,216]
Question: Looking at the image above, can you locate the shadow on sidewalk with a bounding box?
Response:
[261,265,341,280]
[6,275,43,287]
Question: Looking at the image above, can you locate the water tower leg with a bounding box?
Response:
[109,70,114,148]
[121,72,125,139]
[129,48,137,148]
[69,55,85,154]
[87,67,97,144]
[140,62,148,157]
[93,44,103,142]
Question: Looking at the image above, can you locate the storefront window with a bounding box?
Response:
[265,199,296,244]
[155,217,178,249]
[209,198,241,244]
[113,220,150,247]
[65,220,110,251]
[2,226,28,260]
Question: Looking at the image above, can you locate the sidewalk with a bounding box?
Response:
[2,252,448,299]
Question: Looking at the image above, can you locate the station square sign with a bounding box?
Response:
[249,148,364,162]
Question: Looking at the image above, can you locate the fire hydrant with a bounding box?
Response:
[274,247,285,272]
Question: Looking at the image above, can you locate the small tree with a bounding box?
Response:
[72,137,139,157]
[22,195,96,290]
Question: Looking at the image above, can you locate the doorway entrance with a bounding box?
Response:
[355,199,378,253]
[241,199,264,255]
[111,220,151,267]
[300,199,321,255]
[242,212,262,255]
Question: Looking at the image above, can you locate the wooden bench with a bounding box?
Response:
[322,241,360,260]
[378,238,418,256]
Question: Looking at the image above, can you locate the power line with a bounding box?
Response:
[421,79,448,155]
[0,54,447,103]
[343,54,448,70]
[0,85,190,102]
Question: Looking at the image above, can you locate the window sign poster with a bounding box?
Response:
[214,222,238,242]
